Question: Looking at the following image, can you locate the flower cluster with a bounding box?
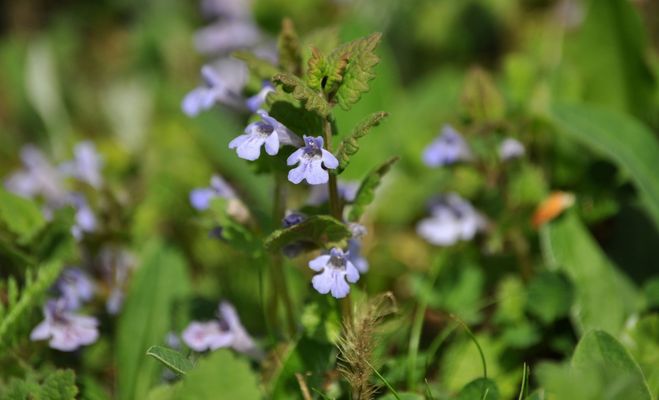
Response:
[422,125,472,167]
[417,193,486,246]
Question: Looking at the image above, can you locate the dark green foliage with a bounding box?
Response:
[277,18,302,76]
[457,378,500,400]
[348,156,399,222]
[1,369,78,400]
[525,271,574,325]
[336,111,389,173]
[146,345,195,376]
[272,73,331,117]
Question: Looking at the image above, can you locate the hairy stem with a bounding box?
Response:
[271,174,296,337]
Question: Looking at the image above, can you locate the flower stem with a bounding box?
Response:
[323,118,342,220]
[272,174,296,337]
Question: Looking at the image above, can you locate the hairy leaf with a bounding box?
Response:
[146,346,194,376]
[272,73,330,117]
[175,350,261,400]
[331,32,382,111]
[264,215,351,252]
[348,156,399,222]
[336,111,389,173]
[0,188,46,243]
[40,370,79,400]
[232,50,279,81]
[277,18,302,76]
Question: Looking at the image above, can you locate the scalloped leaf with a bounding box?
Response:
[264,215,351,253]
[146,346,194,376]
[232,50,280,81]
[335,111,388,173]
[277,18,302,76]
[272,73,330,117]
[330,32,382,111]
[348,156,399,222]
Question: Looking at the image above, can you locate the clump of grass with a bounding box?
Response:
[337,293,397,400]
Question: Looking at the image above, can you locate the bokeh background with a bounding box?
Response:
[1,0,659,399]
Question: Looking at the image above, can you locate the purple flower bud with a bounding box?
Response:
[189,175,236,211]
[30,298,99,351]
[287,136,339,185]
[308,248,360,299]
[55,268,94,311]
[282,211,306,228]
[246,81,274,112]
[69,194,97,241]
[416,193,485,246]
[422,125,472,167]
[498,138,525,161]
[60,141,103,188]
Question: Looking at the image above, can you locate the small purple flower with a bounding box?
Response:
[182,321,233,352]
[181,301,259,357]
[70,195,97,241]
[498,138,525,161]
[194,20,261,55]
[30,299,99,351]
[189,175,237,211]
[55,268,94,310]
[416,193,485,246]
[347,223,369,273]
[246,82,274,112]
[60,141,103,188]
[307,180,359,206]
[282,211,306,228]
[309,248,360,299]
[99,246,135,315]
[182,65,244,117]
[5,146,67,204]
[287,136,339,185]
[422,125,472,167]
[229,110,299,161]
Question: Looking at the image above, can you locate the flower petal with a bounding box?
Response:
[321,149,339,169]
[286,148,304,166]
[309,255,330,271]
[264,132,279,156]
[304,159,329,185]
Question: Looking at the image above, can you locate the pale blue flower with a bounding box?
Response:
[422,125,472,167]
[190,175,236,211]
[246,82,274,112]
[70,194,97,240]
[229,110,299,161]
[347,223,368,273]
[201,0,252,19]
[498,138,525,161]
[194,20,261,55]
[309,248,360,299]
[416,193,485,246]
[182,64,245,116]
[55,268,94,311]
[60,141,103,188]
[30,298,99,351]
[287,136,339,185]
[5,146,67,204]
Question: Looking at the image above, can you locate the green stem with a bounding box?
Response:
[322,117,342,220]
[271,174,296,337]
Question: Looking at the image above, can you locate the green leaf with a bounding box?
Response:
[563,0,656,122]
[551,103,659,229]
[336,111,389,173]
[525,271,574,325]
[175,350,261,400]
[272,73,330,117]
[331,32,382,111]
[379,394,424,400]
[623,315,659,395]
[264,215,351,253]
[232,50,280,81]
[277,18,302,76]
[117,241,191,400]
[457,378,500,400]
[0,188,46,243]
[542,212,640,335]
[40,369,78,400]
[572,330,652,400]
[460,67,506,122]
[348,156,399,222]
[146,346,194,376]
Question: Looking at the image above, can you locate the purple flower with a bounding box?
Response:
[190,175,237,211]
[182,64,244,117]
[347,223,368,273]
[194,20,261,55]
[5,146,67,204]
[229,110,300,161]
[416,193,485,246]
[30,299,99,351]
[307,180,359,206]
[99,246,135,315]
[422,125,472,167]
[287,136,339,185]
[55,268,94,310]
[282,211,306,228]
[181,302,259,357]
[309,248,360,299]
[70,194,97,241]
[246,82,274,112]
[498,138,525,161]
[60,141,103,188]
